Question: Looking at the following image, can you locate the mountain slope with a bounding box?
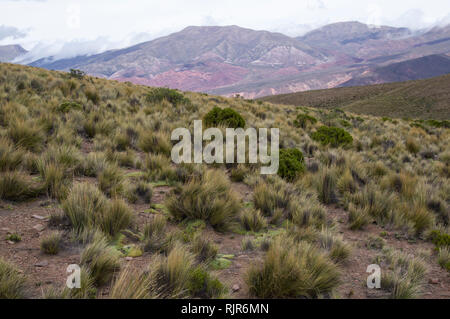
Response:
[31,25,328,93]
[28,22,450,98]
[340,54,450,86]
[260,73,450,119]
[0,44,27,62]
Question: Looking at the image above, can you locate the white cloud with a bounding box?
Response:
[1,0,449,61]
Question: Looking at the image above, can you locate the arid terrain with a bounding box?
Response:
[0,63,449,299]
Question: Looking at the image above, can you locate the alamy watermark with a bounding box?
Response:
[367,264,381,289]
[171,120,280,175]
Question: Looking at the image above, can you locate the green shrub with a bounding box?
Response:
[429,230,450,250]
[203,107,245,128]
[294,114,317,129]
[0,258,26,299]
[311,126,353,147]
[187,266,226,298]
[277,148,305,181]
[146,88,190,106]
[6,233,21,243]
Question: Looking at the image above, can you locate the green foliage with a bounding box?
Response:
[430,230,450,250]
[187,266,226,298]
[203,107,245,128]
[6,233,21,243]
[311,126,353,147]
[146,88,190,106]
[277,148,305,181]
[294,113,317,128]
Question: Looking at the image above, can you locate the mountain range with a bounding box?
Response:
[26,21,450,98]
[0,44,27,62]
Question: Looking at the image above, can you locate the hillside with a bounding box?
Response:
[27,22,450,98]
[0,44,27,62]
[260,73,450,119]
[340,54,450,86]
[0,63,449,300]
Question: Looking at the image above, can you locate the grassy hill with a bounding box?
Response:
[260,73,450,120]
[0,63,449,300]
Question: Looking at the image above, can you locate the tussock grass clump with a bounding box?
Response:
[62,183,107,232]
[7,120,45,152]
[143,215,167,253]
[138,131,171,155]
[240,209,267,232]
[0,171,41,201]
[405,137,420,154]
[348,203,371,230]
[379,248,427,299]
[40,232,63,255]
[246,236,340,298]
[317,228,351,263]
[51,266,97,299]
[345,184,395,225]
[253,179,294,220]
[98,164,124,197]
[315,167,337,205]
[191,236,218,263]
[381,172,416,199]
[110,266,155,299]
[437,247,450,272]
[150,243,194,298]
[166,170,241,232]
[278,148,305,181]
[81,152,108,177]
[80,237,120,286]
[37,159,70,200]
[0,137,24,172]
[125,181,153,204]
[290,199,327,230]
[0,258,26,299]
[99,199,134,238]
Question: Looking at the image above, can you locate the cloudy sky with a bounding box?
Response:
[1,0,450,61]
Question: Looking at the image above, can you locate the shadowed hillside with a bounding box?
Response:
[260,73,450,119]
